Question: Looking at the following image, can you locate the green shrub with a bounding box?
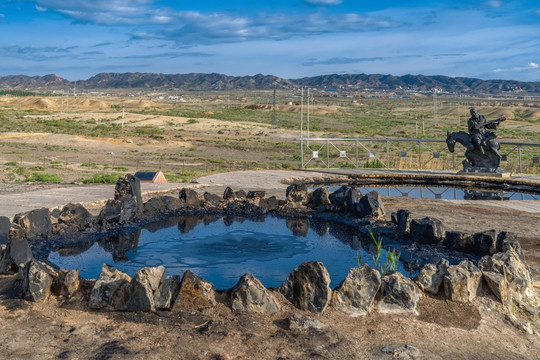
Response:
[82,173,121,184]
[81,162,99,168]
[364,159,385,168]
[25,172,63,182]
[5,161,18,166]
[163,173,188,183]
[133,125,164,136]
[113,166,129,172]
[358,231,400,276]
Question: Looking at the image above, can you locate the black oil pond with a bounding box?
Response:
[324,185,539,200]
[49,215,407,289]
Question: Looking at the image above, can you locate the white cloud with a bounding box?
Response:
[305,0,342,4]
[483,1,502,8]
[130,10,400,45]
[35,5,47,12]
[493,62,539,73]
[0,14,5,18]
[35,0,165,25]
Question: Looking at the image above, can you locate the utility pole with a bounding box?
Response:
[433,89,437,125]
[458,94,461,126]
[300,87,304,139]
[272,87,277,128]
[122,103,125,128]
[307,88,310,142]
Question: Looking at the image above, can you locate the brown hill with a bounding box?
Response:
[1,72,540,95]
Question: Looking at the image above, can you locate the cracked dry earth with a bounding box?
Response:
[1,191,540,359]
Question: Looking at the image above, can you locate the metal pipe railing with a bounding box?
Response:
[295,137,540,174]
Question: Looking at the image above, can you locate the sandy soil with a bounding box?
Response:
[0,94,539,358]
[0,272,539,360]
[0,174,539,359]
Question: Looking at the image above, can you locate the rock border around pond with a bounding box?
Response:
[0,177,538,320]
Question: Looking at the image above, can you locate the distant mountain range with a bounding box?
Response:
[1,72,539,95]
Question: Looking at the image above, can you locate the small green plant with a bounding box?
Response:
[361,230,401,276]
[81,162,99,169]
[364,159,385,168]
[112,166,129,172]
[163,173,189,183]
[186,118,199,124]
[82,173,121,184]
[511,300,519,314]
[5,161,18,166]
[25,172,63,182]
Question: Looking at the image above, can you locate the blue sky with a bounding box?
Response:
[0,0,539,81]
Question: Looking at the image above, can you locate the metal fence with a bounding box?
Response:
[296,137,540,174]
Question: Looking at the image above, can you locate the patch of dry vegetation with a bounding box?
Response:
[0,92,539,184]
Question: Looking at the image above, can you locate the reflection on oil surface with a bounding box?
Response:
[50,215,403,289]
[327,185,539,200]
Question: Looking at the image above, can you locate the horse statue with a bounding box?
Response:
[446,108,506,173]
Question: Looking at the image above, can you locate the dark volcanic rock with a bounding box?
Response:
[0,216,11,245]
[0,235,33,273]
[13,208,52,240]
[126,266,165,312]
[444,231,474,252]
[259,196,280,211]
[378,271,422,314]
[496,232,524,260]
[414,259,449,294]
[279,261,332,313]
[223,186,235,200]
[179,188,200,208]
[99,197,138,225]
[472,229,497,256]
[114,174,142,212]
[409,217,444,244]
[154,275,181,310]
[229,273,280,314]
[89,264,132,310]
[234,189,247,199]
[247,190,265,200]
[396,209,411,238]
[331,264,381,316]
[143,196,182,214]
[54,269,81,298]
[309,187,331,210]
[23,260,55,302]
[286,183,309,205]
[328,186,350,211]
[443,260,482,303]
[203,192,222,205]
[355,191,385,219]
[478,247,537,305]
[174,270,216,310]
[58,203,94,229]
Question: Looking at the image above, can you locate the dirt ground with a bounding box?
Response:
[1,180,540,359]
[0,95,539,358]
